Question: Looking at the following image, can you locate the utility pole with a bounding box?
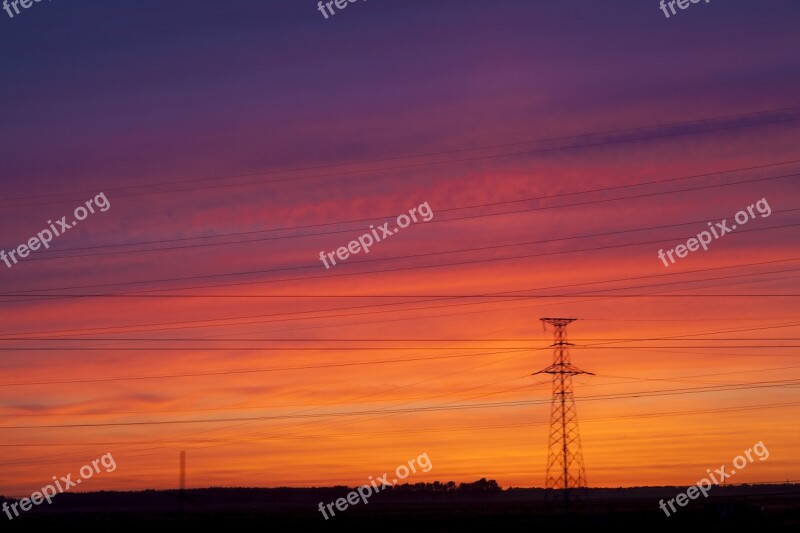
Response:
[179,451,186,518]
[533,318,592,512]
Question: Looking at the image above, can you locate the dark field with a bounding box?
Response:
[3,484,799,531]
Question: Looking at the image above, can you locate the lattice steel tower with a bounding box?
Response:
[533,318,592,508]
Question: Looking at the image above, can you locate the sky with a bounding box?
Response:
[0,0,799,496]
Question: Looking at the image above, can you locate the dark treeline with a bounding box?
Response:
[388,478,502,493]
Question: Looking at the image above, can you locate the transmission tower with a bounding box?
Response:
[533,317,593,510]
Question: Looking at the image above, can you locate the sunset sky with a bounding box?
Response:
[1,0,799,497]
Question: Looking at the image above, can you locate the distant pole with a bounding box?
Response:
[180,451,186,490]
[533,318,592,513]
[179,451,186,517]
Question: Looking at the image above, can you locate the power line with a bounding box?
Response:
[3,217,798,299]
[0,272,787,356]
[3,314,799,343]
[0,258,795,339]
[6,105,798,203]
[3,399,796,445]
[21,160,800,261]
[3,344,796,352]
[4,106,799,208]
[2,378,798,429]
[3,337,798,343]
[1,326,797,386]
[0,348,535,386]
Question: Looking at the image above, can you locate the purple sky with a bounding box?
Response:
[1,0,799,493]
